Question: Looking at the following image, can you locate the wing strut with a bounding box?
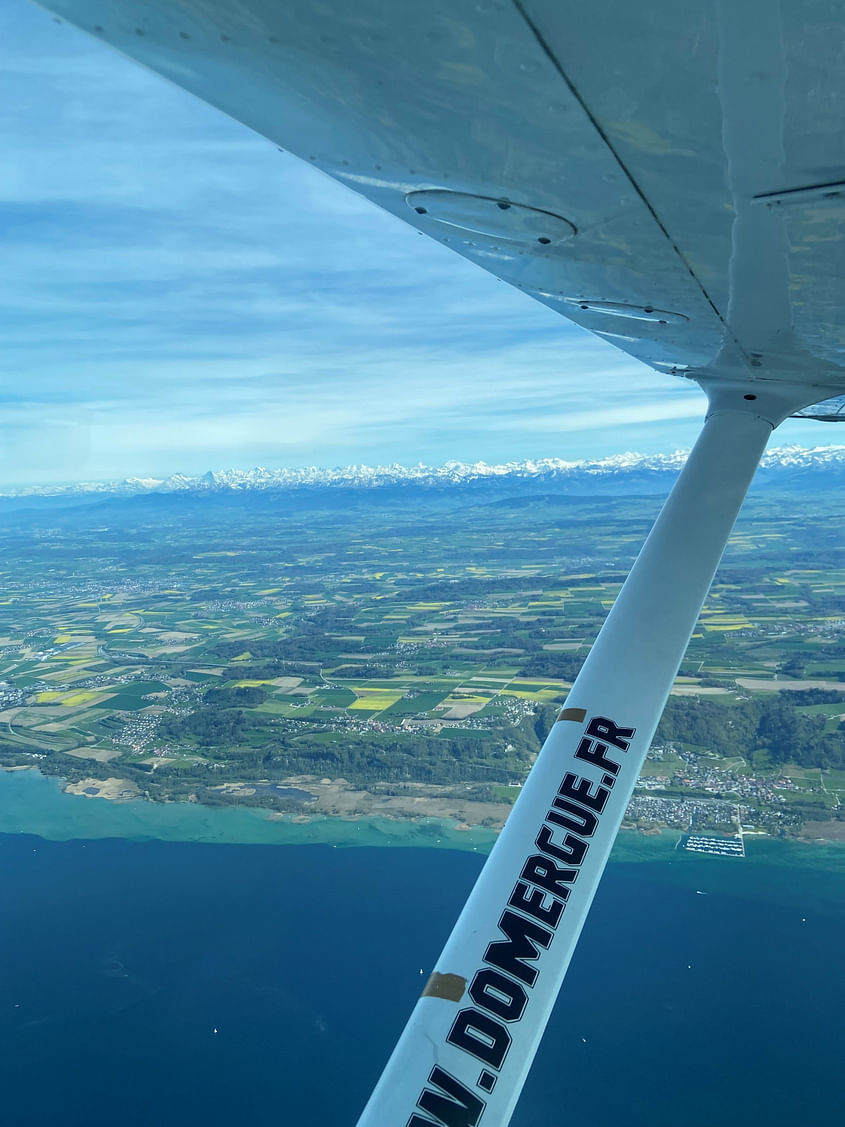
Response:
[356,382,815,1127]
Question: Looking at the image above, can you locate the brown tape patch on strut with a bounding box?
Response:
[557,707,587,723]
[421,972,466,1003]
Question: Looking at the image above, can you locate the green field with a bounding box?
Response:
[0,479,841,833]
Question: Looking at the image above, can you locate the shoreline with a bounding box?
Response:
[1,767,844,873]
[53,768,845,850]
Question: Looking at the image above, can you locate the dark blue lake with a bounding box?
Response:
[0,832,841,1126]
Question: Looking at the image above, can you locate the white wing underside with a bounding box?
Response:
[37,0,845,414]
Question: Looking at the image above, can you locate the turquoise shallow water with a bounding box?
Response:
[2,767,843,882]
[0,768,842,1127]
[0,767,499,851]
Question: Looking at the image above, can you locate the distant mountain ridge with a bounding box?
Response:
[6,444,845,499]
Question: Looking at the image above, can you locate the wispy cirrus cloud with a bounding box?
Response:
[0,2,828,484]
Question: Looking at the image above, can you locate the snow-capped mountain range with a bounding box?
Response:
[5,445,845,498]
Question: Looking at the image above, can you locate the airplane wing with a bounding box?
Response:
[38,0,845,407]
[32,2,845,1124]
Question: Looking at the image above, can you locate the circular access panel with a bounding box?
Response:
[564,299,688,325]
[405,190,576,246]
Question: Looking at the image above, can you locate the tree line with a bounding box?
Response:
[655,692,845,769]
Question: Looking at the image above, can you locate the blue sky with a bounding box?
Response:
[0,3,834,485]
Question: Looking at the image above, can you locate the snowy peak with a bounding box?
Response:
[6,445,845,498]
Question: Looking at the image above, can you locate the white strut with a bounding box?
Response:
[356,384,815,1127]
